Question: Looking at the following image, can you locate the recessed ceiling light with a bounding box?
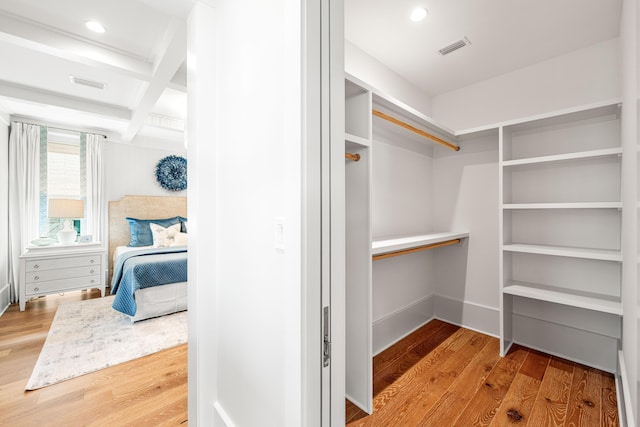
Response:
[410,7,429,22]
[85,20,106,34]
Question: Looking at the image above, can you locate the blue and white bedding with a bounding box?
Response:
[111,246,187,316]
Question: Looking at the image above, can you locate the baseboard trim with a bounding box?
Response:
[372,294,434,355]
[214,401,236,427]
[433,294,500,338]
[618,350,634,427]
[345,392,369,415]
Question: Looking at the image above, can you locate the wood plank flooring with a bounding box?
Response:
[0,293,620,426]
[346,320,619,427]
[0,291,187,426]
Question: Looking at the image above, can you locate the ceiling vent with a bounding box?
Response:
[438,37,471,56]
[145,113,185,131]
[69,75,106,90]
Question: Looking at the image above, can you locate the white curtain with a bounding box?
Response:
[85,133,106,244]
[8,122,40,304]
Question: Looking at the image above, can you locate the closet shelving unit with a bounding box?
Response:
[344,75,466,413]
[345,78,373,413]
[499,99,623,371]
[372,231,469,261]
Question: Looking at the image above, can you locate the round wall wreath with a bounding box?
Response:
[155,155,187,191]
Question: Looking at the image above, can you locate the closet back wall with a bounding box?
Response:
[431,38,620,130]
[432,136,500,336]
[371,136,435,353]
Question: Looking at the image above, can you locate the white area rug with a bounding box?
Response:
[26,296,187,390]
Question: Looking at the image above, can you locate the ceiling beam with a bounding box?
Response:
[0,11,153,82]
[121,19,186,143]
[0,79,131,120]
[168,68,187,91]
[10,114,118,140]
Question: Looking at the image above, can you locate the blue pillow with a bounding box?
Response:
[126,216,182,247]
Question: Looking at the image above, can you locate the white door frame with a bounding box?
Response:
[323,0,345,425]
[308,0,345,425]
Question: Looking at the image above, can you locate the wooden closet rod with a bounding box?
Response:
[345,152,361,161]
[372,238,461,261]
[372,109,460,152]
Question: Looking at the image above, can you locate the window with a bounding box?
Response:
[39,128,86,238]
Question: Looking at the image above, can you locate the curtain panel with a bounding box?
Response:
[84,133,106,243]
[8,122,41,303]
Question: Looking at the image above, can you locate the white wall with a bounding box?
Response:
[104,142,186,202]
[432,38,621,131]
[370,141,435,344]
[187,2,217,425]
[621,0,638,423]
[371,141,432,239]
[188,1,304,426]
[432,136,500,335]
[346,41,433,116]
[0,112,9,314]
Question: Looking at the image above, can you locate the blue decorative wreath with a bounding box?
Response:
[155,155,187,191]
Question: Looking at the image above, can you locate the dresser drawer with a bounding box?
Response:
[25,265,101,283]
[25,255,101,272]
[25,274,102,296]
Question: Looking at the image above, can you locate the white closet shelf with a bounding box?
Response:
[503,243,622,262]
[372,232,469,256]
[503,282,622,316]
[345,132,371,147]
[346,72,457,147]
[503,202,622,210]
[502,147,622,167]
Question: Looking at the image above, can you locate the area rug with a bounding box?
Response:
[26,296,187,390]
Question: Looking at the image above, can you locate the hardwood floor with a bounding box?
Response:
[0,290,187,426]
[0,294,620,426]
[346,320,619,427]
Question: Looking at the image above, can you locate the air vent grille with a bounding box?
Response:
[145,114,185,131]
[438,37,470,56]
[69,75,106,90]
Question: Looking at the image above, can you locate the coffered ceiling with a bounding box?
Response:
[0,0,194,145]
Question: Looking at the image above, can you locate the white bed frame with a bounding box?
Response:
[108,195,188,321]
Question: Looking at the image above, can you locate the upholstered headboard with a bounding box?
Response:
[108,195,187,279]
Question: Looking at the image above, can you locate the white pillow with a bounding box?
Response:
[149,222,181,248]
[171,231,188,247]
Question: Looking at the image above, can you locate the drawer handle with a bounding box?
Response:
[33,287,39,292]
[33,264,39,269]
[34,276,39,281]
[90,280,95,284]
[90,269,95,274]
[90,259,95,264]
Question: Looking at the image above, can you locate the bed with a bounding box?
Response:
[108,195,188,321]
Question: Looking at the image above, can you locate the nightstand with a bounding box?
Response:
[19,242,106,311]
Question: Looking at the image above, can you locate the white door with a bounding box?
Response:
[323,0,345,426]
[304,0,344,425]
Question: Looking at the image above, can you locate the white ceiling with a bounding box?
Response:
[0,1,623,145]
[345,0,623,96]
[0,0,193,145]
